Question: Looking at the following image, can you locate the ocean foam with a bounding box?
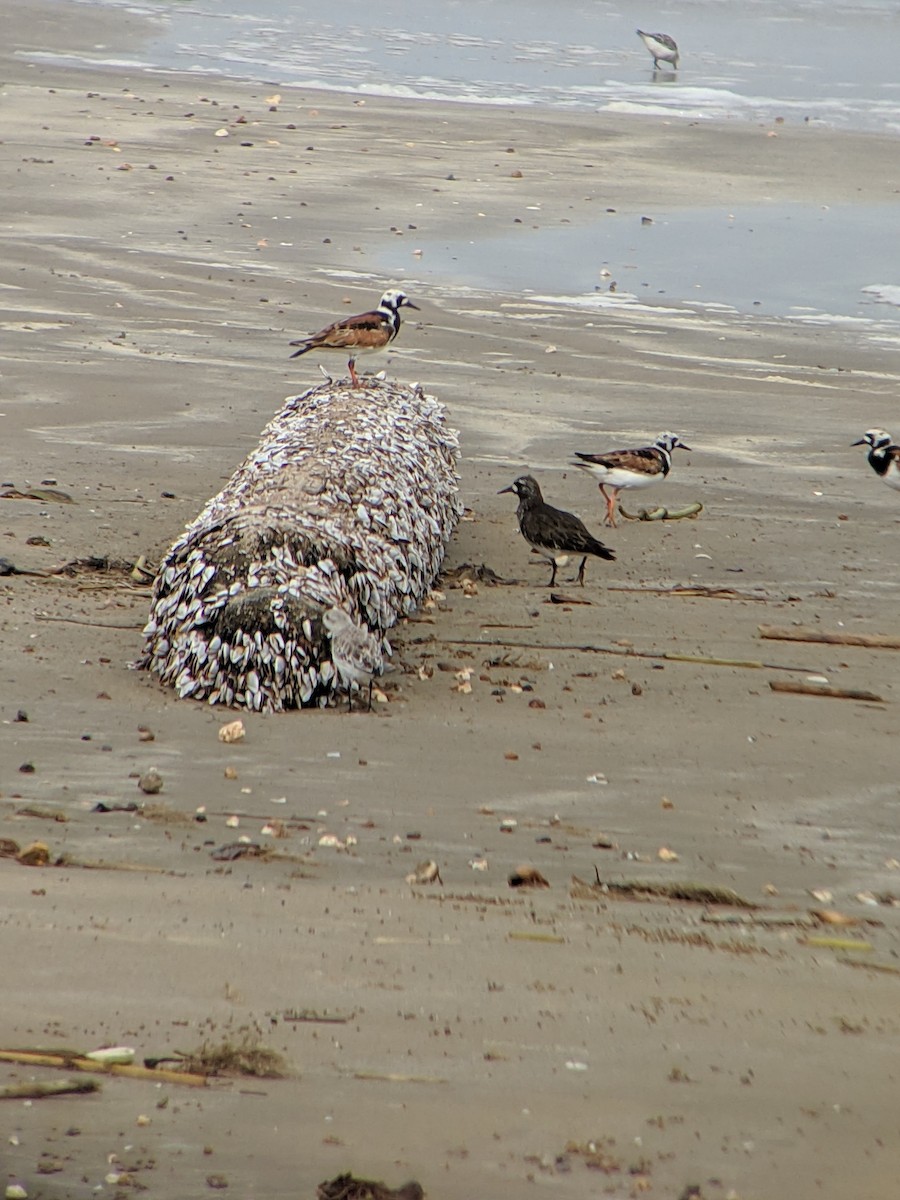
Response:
[861,284,900,308]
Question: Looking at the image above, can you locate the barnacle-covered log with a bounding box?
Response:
[140,379,461,711]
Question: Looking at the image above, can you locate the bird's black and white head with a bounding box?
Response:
[379,289,419,315]
[499,475,542,502]
[655,432,691,454]
[852,429,893,452]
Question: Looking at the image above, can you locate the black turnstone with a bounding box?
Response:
[289,289,418,388]
[499,474,615,587]
[572,432,691,527]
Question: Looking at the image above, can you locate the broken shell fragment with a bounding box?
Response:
[16,842,50,867]
[218,720,245,744]
[85,1046,136,1065]
[406,859,443,885]
[138,768,163,795]
[811,909,860,927]
[508,865,550,888]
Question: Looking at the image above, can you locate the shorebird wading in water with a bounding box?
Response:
[637,29,679,70]
[289,289,418,388]
[499,475,616,587]
[573,432,691,527]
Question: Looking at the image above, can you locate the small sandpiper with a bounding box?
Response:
[499,475,615,587]
[572,432,691,527]
[322,607,386,711]
[289,289,418,388]
[636,29,679,70]
[852,429,900,493]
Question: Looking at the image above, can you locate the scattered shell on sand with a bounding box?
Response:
[16,842,49,867]
[406,859,443,885]
[218,720,245,744]
[138,768,163,795]
[508,865,550,888]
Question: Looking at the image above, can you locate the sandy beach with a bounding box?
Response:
[3,3,900,1198]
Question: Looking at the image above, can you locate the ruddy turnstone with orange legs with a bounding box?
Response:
[499,475,615,587]
[289,289,418,388]
[852,429,900,493]
[637,29,679,70]
[322,606,386,711]
[573,432,691,527]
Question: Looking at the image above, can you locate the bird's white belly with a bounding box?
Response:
[530,543,569,566]
[642,35,675,57]
[602,468,660,491]
[884,463,900,490]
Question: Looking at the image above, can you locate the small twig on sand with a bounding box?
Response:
[416,635,815,674]
[0,1078,100,1100]
[35,613,144,630]
[548,593,592,605]
[610,584,776,602]
[283,1009,352,1024]
[759,625,900,650]
[769,680,885,703]
[352,1070,448,1084]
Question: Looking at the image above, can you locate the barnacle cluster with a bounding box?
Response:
[141,379,461,710]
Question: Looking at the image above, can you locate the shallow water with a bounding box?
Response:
[64,0,900,135]
[380,203,900,325]
[44,0,900,322]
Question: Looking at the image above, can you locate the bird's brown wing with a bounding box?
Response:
[293,311,391,352]
[575,446,663,476]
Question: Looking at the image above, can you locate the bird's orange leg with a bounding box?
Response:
[600,485,618,527]
[348,357,361,388]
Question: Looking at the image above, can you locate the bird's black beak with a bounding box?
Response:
[678,442,693,452]
[498,485,515,495]
[403,300,420,310]
[851,438,866,447]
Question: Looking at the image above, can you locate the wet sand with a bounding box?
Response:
[3,3,900,1198]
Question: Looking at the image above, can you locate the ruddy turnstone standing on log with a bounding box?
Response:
[322,607,386,711]
[499,475,615,587]
[637,29,679,70]
[573,432,691,527]
[289,289,418,388]
[852,429,900,492]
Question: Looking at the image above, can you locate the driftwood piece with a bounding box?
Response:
[141,380,461,711]
[759,625,900,650]
[571,873,757,908]
[0,1049,208,1087]
[769,680,885,703]
[0,1078,100,1100]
